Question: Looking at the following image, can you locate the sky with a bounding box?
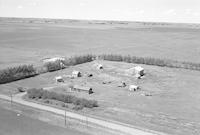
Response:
[0,0,200,23]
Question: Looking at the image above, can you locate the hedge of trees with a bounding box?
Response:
[0,65,37,84]
[27,88,98,109]
[2,54,200,84]
[44,54,200,71]
[98,54,200,71]
[44,60,65,72]
[63,54,94,66]
[44,55,94,72]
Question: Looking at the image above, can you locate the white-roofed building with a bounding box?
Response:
[129,85,139,91]
[72,70,81,78]
[55,76,64,83]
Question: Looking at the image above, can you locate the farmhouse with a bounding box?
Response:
[42,57,65,63]
[72,70,81,78]
[127,66,144,76]
[43,57,66,68]
[129,85,139,91]
[73,85,93,94]
[55,76,64,83]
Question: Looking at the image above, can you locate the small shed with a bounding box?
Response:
[93,63,103,70]
[118,81,126,87]
[55,76,64,83]
[72,70,81,78]
[129,85,139,91]
[73,85,93,94]
[134,66,144,76]
[87,73,93,77]
[97,64,103,69]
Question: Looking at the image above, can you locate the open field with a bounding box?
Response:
[1,60,200,135]
[1,17,200,69]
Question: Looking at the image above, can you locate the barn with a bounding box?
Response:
[73,85,93,94]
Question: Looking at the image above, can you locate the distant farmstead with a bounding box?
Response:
[73,85,93,94]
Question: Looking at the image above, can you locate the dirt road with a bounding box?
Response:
[0,93,166,135]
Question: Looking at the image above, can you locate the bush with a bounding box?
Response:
[63,54,94,66]
[27,88,44,99]
[73,105,84,111]
[44,60,64,72]
[44,99,50,104]
[27,88,98,109]
[0,65,37,84]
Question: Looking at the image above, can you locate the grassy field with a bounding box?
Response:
[2,60,200,135]
[1,18,200,69]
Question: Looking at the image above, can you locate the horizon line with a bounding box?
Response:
[0,16,200,25]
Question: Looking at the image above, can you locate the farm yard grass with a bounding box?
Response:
[1,60,200,135]
[1,18,200,135]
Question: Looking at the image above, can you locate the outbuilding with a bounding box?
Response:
[72,70,81,78]
[127,66,144,76]
[73,85,93,94]
[134,66,144,76]
[93,63,103,70]
[55,76,64,83]
[97,64,103,69]
[118,81,126,87]
[129,85,139,91]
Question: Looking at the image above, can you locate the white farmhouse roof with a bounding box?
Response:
[55,76,62,80]
[43,57,65,63]
[72,70,80,74]
[134,66,144,71]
